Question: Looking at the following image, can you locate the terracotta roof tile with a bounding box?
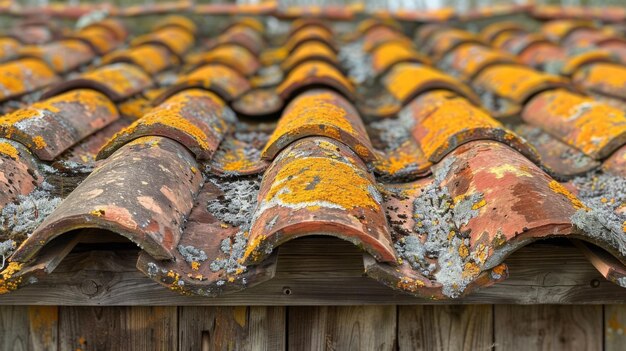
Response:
[3,12,626,299]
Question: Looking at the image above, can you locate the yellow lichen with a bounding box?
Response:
[32,136,46,149]
[549,180,587,210]
[277,60,354,97]
[0,142,18,160]
[191,261,200,271]
[471,199,486,210]
[0,262,23,294]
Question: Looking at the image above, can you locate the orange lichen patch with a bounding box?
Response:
[561,51,614,76]
[357,18,400,34]
[84,18,128,42]
[187,44,260,76]
[176,63,251,101]
[396,276,427,291]
[32,136,46,149]
[73,26,119,55]
[281,41,338,72]
[19,39,94,73]
[541,19,594,42]
[260,47,288,65]
[371,41,430,76]
[0,58,58,102]
[242,234,266,263]
[284,26,333,53]
[445,43,518,81]
[425,28,484,59]
[230,17,265,34]
[103,44,176,76]
[0,141,18,159]
[0,37,19,62]
[474,64,568,104]
[522,89,626,159]
[277,60,354,100]
[362,26,412,53]
[218,147,257,172]
[481,21,526,43]
[118,96,152,119]
[382,63,478,105]
[131,27,194,56]
[573,63,626,99]
[0,262,23,294]
[153,15,197,35]
[263,89,374,162]
[549,180,587,210]
[73,63,153,101]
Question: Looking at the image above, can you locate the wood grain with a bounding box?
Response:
[494,305,603,350]
[0,306,58,351]
[605,305,626,351]
[58,306,176,351]
[398,305,493,351]
[0,239,626,305]
[288,306,397,351]
[178,306,285,351]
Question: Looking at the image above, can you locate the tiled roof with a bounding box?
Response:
[1,7,626,301]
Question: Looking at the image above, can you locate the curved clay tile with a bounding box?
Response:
[283,26,336,54]
[361,26,412,53]
[423,28,485,59]
[0,38,20,62]
[560,51,615,76]
[371,41,430,77]
[187,44,261,77]
[603,145,626,176]
[416,23,448,46]
[372,141,581,298]
[382,63,480,106]
[231,88,284,118]
[42,63,153,102]
[131,27,195,58]
[163,64,251,103]
[71,26,120,55]
[214,25,264,56]
[98,89,232,160]
[0,89,119,161]
[276,60,355,102]
[83,18,129,42]
[102,44,178,76]
[280,41,339,74]
[497,33,553,56]
[541,20,595,43]
[11,136,204,263]
[152,15,197,36]
[473,64,570,117]
[136,180,277,296]
[517,42,567,70]
[562,27,612,49]
[522,89,626,160]
[481,21,527,43]
[289,18,331,36]
[513,124,600,178]
[572,63,626,101]
[222,17,265,35]
[19,39,95,74]
[262,89,376,163]
[356,18,401,35]
[402,90,541,164]
[244,137,395,265]
[575,240,626,288]
[443,43,519,81]
[0,139,42,209]
[0,58,59,103]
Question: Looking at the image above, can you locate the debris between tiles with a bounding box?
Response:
[177,244,208,264]
[206,176,261,228]
[339,39,372,85]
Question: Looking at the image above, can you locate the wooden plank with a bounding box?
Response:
[398,305,493,351]
[178,306,285,351]
[1,239,626,305]
[0,306,58,351]
[288,306,397,351]
[605,304,626,351]
[58,306,176,351]
[494,305,603,350]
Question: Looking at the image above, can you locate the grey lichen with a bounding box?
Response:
[0,239,15,269]
[0,183,62,243]
[177,245,208,264]
[571,171,626,257]
[339,40,372,84]
[368,115,412,151]
[394,156,486,298]
[206,176,260,228]
[209,231,247,275]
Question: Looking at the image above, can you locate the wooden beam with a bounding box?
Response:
[0,306,58,351]
[1,239,626,305]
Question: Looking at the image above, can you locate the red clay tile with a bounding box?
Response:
[0,58,59,103]
[262,89,376,163]
[481,21,527,43]
[103,44,178,76]
[11,136,203,263]
[423,28,485,59]
[361,26,412,53]
[382,63,480,106]
[131,27,195,58]
[82,18,128,42]
[0,89,119,161]
[575,240,626,288]
[222,18,265,35]
[0,139,42,208]
[284,25,336,54]
[603,145,626,176]
[42,63,153,102]
[70,26,120,55]
[212,25,265,56]
[522,89,626,160]
[187,44,261,77]
[541,19,595,43]
[517,42,567,70]
[281,41,339,74]
[572,63,626,101]
[244,137,395,265]
[0,38,20,62]
[18,40,95,74]
[289,18,331,36]
[402,90,540,164]
[276,60,355,102]
[443,43,518,81]
[231,88,283,118]
[98,89,231,161]
[497,33,554,57]
[152,15,197,36]
[371,42,430,78]
[164,64,251,103]
[561,51,615,76]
